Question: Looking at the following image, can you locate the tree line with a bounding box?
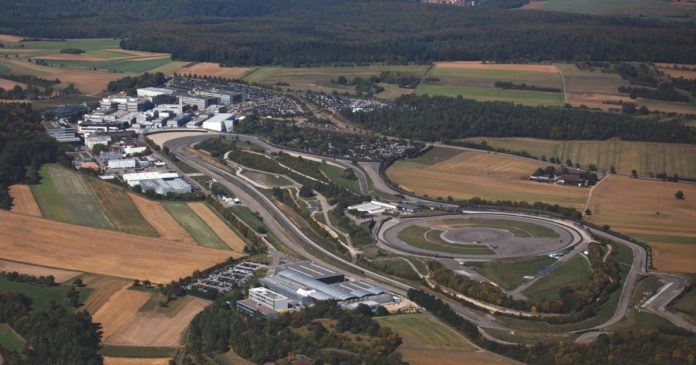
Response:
[341,94,696,144]
[106,72,168,96]
[0,104,62,209]
[408,289,696,365]
[2,0,696,66]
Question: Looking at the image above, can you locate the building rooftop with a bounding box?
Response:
[279,261,341,281]
[277,270,352,301]
[122,172,179,182]
[250,287,287,301]
[237,298,278,316]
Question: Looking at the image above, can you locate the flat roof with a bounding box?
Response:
[122,172,179,181]
[250,287,287,301]
[237,299,277,315]
[203,113,235,124]
[280,261,341,280]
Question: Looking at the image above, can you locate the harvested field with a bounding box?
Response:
[460,137,696,178]
[434,61,559,73]
[94,286,152,340]
[8,185,41,217]
[387,147,588,209]
[36,53,128,62]
[32,164,114,229]
[188,203,246,252]
[104,358,171,365]
[0,210,240,283]
[586,175,696,273]
[0,78,26,90]
[0,34,23,43]
[0,59,124,95]
[86,179,158,236]
[0,260,81,283]
[147,131,210,147]
[81,275,132,314]
[181,63,255,79]
[376,314,515,365]
[107,296,209,346]
[163,202,228,249]
[656,64,696,80]
[128,193,196,244]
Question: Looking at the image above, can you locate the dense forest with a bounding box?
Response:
[106,72,167,96]
[1,1,696,65]
[0,104,61,209]
[0,292,102,365]
[185,295,404,364]
[341,95,696,144]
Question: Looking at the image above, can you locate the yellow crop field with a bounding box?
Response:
[0,210,240,283]
[586,175,696,273]
[8,185,41,217]
[461,137,696,178]
[387,147,588,209]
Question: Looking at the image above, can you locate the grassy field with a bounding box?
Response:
[586,175,696,273]
[0,210,239,283]
[86,179,158,236]
[162,202,229,249]
[240,170,293,187]
[460,137,696,178]
[416,61,564,106]
[367,258,421,281]
[104,357,172,365]
[32,165,114,229]
[376,314,514,365]
[387,147,589,209]
[179,63,255,79]
[188,203,246,252]
[0,276,92,311]
[630,276,664,307]
[0,323,25,352]
[522,255,592,301]
[431,218,559,238]
[241,65,429,99]
[230,205,267,233]
[320,164,362,194]
[474,256,557,290]
[43,57,172,73]
[398,225,494,255]
[670,286,696,322]
[529,0,696,19]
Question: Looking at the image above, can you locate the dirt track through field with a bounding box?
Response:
[128,193,196,244]
[107,296,209,346]
[0,259,80,283]
[94,285,152,340]
[188,203,247,252]
[8,185,41,217]
[0,210,240,283]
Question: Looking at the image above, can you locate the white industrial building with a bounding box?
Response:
[107,158,136,169]
[124,145,148,155]
[137,87,176,98]
[347,200,398,215]
[201,113,235,132]
[84,134,112,150]
[122,171,179,187]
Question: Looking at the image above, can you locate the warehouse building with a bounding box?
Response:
[347,200,398,215]
[201,113,235,132]
[44,120,80,144]
[122,171,180,187]
[281,261,345,284]
[139,178,191,195]
[107,158,136,169]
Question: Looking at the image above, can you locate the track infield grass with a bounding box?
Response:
[0,323,25,352]
[398,225,494,255]
[522,254,592,301]
[474,256,557,290]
